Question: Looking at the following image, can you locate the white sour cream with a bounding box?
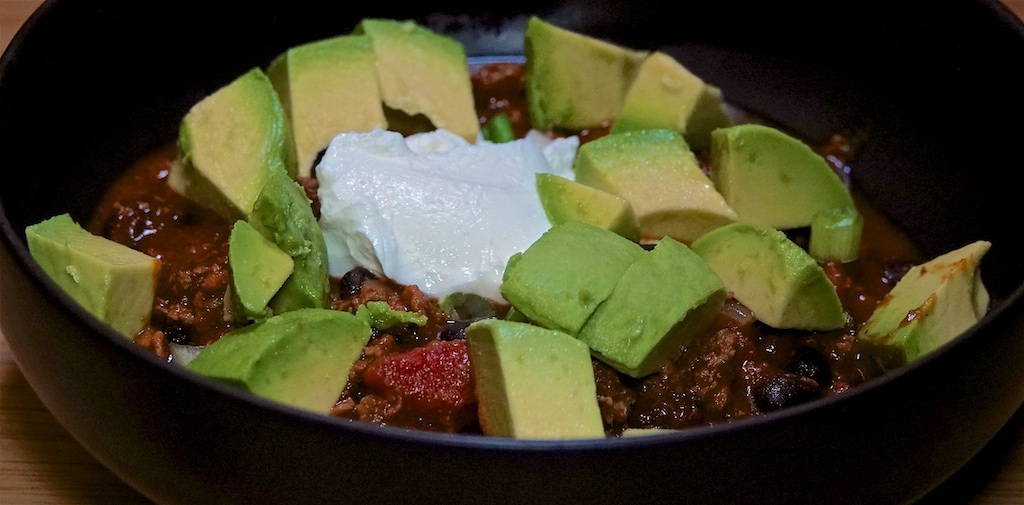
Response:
[316,128,578,302]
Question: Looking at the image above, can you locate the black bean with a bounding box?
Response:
[754,373,823,412]
[883,262,913,285]
[786,347,832,388]
[389,323,431,346]
[438,320,472,341]
[338,267,375,298]
[164,325,190,345]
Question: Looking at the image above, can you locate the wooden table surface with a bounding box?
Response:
[2,1,1023,503]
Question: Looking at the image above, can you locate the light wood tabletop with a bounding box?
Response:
[2,1,1023,504]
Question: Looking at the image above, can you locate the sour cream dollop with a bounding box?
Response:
[316,128,578,302]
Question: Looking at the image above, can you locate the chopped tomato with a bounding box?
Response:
[362,339,477,432]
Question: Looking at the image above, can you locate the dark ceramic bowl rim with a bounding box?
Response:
[2,0,1023,454]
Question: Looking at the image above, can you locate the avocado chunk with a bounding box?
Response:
[465,318,604,439]
[691,222,845,330]
[228,219,294,322]
[535,172,641,242]
[858,241,990,362]
[25,214,159,338]
[573,129,738,243]
[577,238,726,378]
[524,16,648,131]
[355,300,427,329]
[354,18,478,143]
[248,170,330,314]
[171,67,295,220]
[267,34,386,178]
[611,51,733,152]
[809,206,863,263]
[500,220,646,336]
[710,124,855,230]
[186,308,371,414]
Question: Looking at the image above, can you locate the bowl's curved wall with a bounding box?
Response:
[3,1,1023,504]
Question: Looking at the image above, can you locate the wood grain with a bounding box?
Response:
[1,1,1022,503]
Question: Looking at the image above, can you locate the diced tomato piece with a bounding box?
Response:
[362,339,477,432]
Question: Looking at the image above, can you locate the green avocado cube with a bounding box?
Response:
[248,170,330,314]
[355,18,478,143]
[25,214,159,338]
[710,123,855,230]
[187,308,371,414]
[524,16,648,131]
[466,318,604,439]
[228,219,294,322]
[577,238,726,378]
[611,51,732,152]
[171,67,295,221]
[858,241,990,362]
[535,172,641,242]
[573,128,737,244]
[499,220,645,336]
[267,34,386,177]
[809,206,863,263]
[691,222,846,331]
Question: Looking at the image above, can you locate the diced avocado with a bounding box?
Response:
[524,16,648,131]
[611,51,732,152]
[573,129,738,244]
[691,222,846,330]
[25,214,159,338]
[267,34,386,178]
[171,67,296,220]
[186,308,371,414]
[577,238,726,378]
[503,306,534,324]
[500,220,645,336]
[809,206,863,263]
[710,124,855,230]
[228,219,294,322]
[535,172,641,242]
[465,318,604,439]
[355,301,427,330]
[354,18,478,143]
[858,241,990,362]
[248,170,329,314]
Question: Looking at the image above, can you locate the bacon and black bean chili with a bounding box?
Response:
[88,61,915,435]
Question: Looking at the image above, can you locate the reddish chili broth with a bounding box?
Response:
[89,62,917,435]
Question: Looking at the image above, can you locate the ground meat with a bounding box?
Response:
[593,360,636,431]
[594,291,908,433]
[89,145,234,346]
[134,327,171,361]
[628,326,757,429]
[331,271,449,343]
[333,334,402,419]
[152,259,231,346]
[470,62,531,139]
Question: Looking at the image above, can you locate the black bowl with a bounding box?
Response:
[3,1,1023,504]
